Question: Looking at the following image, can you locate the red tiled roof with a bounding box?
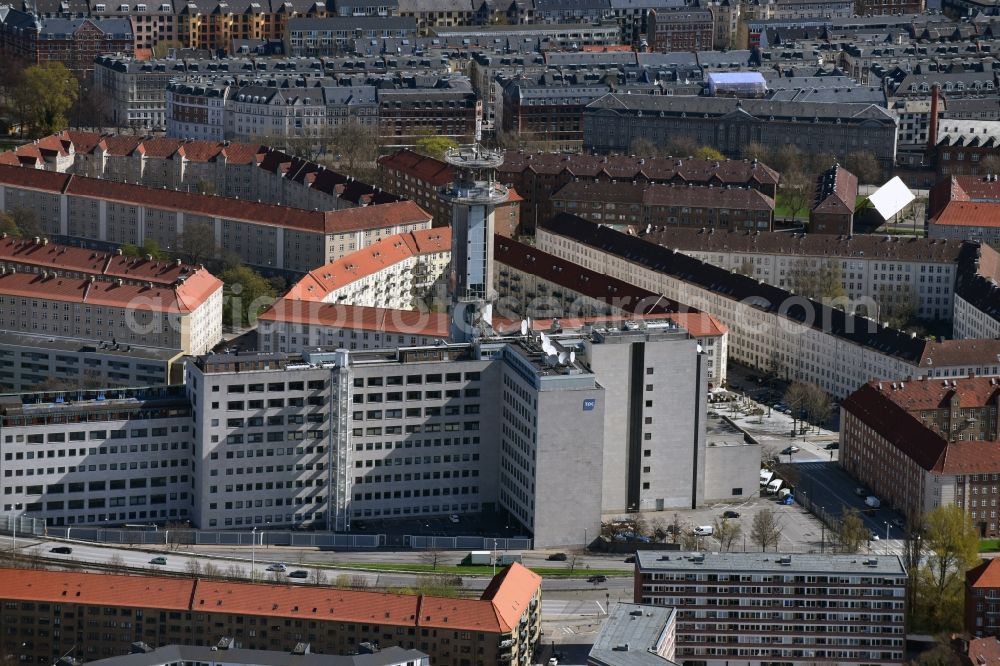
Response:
[967,636,1000,665]
[869,374,1000,411]
[931,201,1000,228]
[0,566,538,634]
[259,301,450,338]
[968,558,1000,589]
[812,164,858,215]
[0,270,221,314]
[378,149,455,187]
[0,165,428,235]
[285,228,450,301]
[0,569,193,609]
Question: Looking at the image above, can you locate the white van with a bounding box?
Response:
[694,525,714,536]
[760,469,774,487]
[766,479,783,495]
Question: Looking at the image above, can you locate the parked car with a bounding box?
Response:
[780,445,800,455]
[865,496,881,509]
[825,442,839,450]
[722,510,740,519]
[587,575,607,583]
[149,556,167,565]
[624,555,636,563]
[855,487,869,496]
[546,552,567,561]
[288,570,309,579]
[449,514,460,524]
[694,525,714,536]
[266,563,287,572]
[870,532,880,541]
[49,546,72,554]
[548,659,559,666]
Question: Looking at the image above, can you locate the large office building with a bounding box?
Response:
[583,93,898,169]
[634,551,907,666]
[0,564,542,666]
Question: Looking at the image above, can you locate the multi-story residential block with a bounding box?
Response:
[89,0,179,50]
[538,213,1000,397]
[810,163,859,235]
[377,87,481,147]
[0,240,222,357]
[531,0,610,24]
[634,551,907,666]
[928,174,1000,248]
[934,121,1000,178]
[587,603,678,666]
[88,643,430,666]
[584,93,899,169]
[0,564,542,666]
[842,376,1000,536]
[430,21,621,45]
[498,151,780,232]
[856,0,924,15]
[284,16,417,55]
[396,0,475,31]
[550,181,775,232]
[641,227,963,321]
[376,149,522,234]
[500,77,614,152]
[645,7,713,52]
[966,557,1000,637]
[0,10,133,75]
[0,165,431,272]
[1,131,400,213]
[953,242,1000,340]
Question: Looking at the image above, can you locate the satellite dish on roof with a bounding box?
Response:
[558,351,568,364]
[520,319,528,336]
[570,351,576,364]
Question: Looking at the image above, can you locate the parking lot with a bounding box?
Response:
[351,510,527,547]
[781,460,906,541]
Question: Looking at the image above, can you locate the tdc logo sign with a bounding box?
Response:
[583,398,596,411]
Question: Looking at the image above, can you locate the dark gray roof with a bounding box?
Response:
[37,15,133,35]
[589,604,679,666]
[286,14,416,29]
[635,551,906,575]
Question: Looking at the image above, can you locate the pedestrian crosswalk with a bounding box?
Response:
[542,600,604,619]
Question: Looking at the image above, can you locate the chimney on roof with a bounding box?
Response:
[927,84,941,151]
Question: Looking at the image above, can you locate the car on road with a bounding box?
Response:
[825,442,839,450]
[149,556,167,565]
[548,659,559,666]
[624,555,636,563]
[780,445,800,455]
[870,532,880,541]
[546,552,567,561]
[694,525,714,536]
[587,575,607,583]
[722,510,740,519]
[449,514,460,524]
[49,546,72,554]
[288,570,309,579]
[266,563,287,572]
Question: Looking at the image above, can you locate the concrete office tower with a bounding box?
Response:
[439,145,508,341]
[583,323,708,513]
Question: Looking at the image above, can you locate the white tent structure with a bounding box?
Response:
[867,176,915,221]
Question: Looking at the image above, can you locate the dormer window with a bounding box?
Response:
[95,3,106,10]
[118,4,129,10]
[160,2,169,8]
[137,3,146,9]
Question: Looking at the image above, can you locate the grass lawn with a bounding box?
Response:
[774,193,807,222]
[307,561,627,578]
[981,539,1000,553]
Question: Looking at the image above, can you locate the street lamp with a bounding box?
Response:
[265,521,271,549]
[492,538,498,576]
[885,522,891,555]
[251,527,257,582]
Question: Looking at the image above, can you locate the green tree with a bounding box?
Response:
[12,62,79,137]
[630,137,660,159]
[664,135,698,158]
[845,151,883,185]
[837,507,868,553]
[915,505,980,633]
[219,263,276,328]
[787,258,846,302]
[0,212,21,237]
[694,146,726,161]
[120,238,167,260]
[414,132,458,160]
[750,507,782,551]
[742,141,770,163]
[5,208,42,238]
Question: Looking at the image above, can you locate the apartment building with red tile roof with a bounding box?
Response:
[842,376,1000,538]
[928,175,1000,248]
[0,564,541,666]
[810,163,858,235]
[0,164,431,272]
[967,558,1000,636]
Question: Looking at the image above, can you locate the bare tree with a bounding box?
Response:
[780,170,812,222]
[419,549,444,570]
[650,517,668,542]
[202,562,220,579]
[982,154,1000,176]
[742,141,770,163]
[184,559,202,577]
[670,512,683,545]
[350,575,369,589]
[845,151,883,185]
[179,220,217,265]
[680,530,700,550]
[311,568,328,586]
[567,552,582,573]
[837,507,869,553]
[225,563,245,580]
[108,552,126,572]
[750,508,782,551]
[772,144,804,173]
[629,138,660,159]
[664,135,699,158]
[713,517,742,552]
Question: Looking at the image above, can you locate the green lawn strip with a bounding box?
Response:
[980,539,1000,553]
[302,561,627,577]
